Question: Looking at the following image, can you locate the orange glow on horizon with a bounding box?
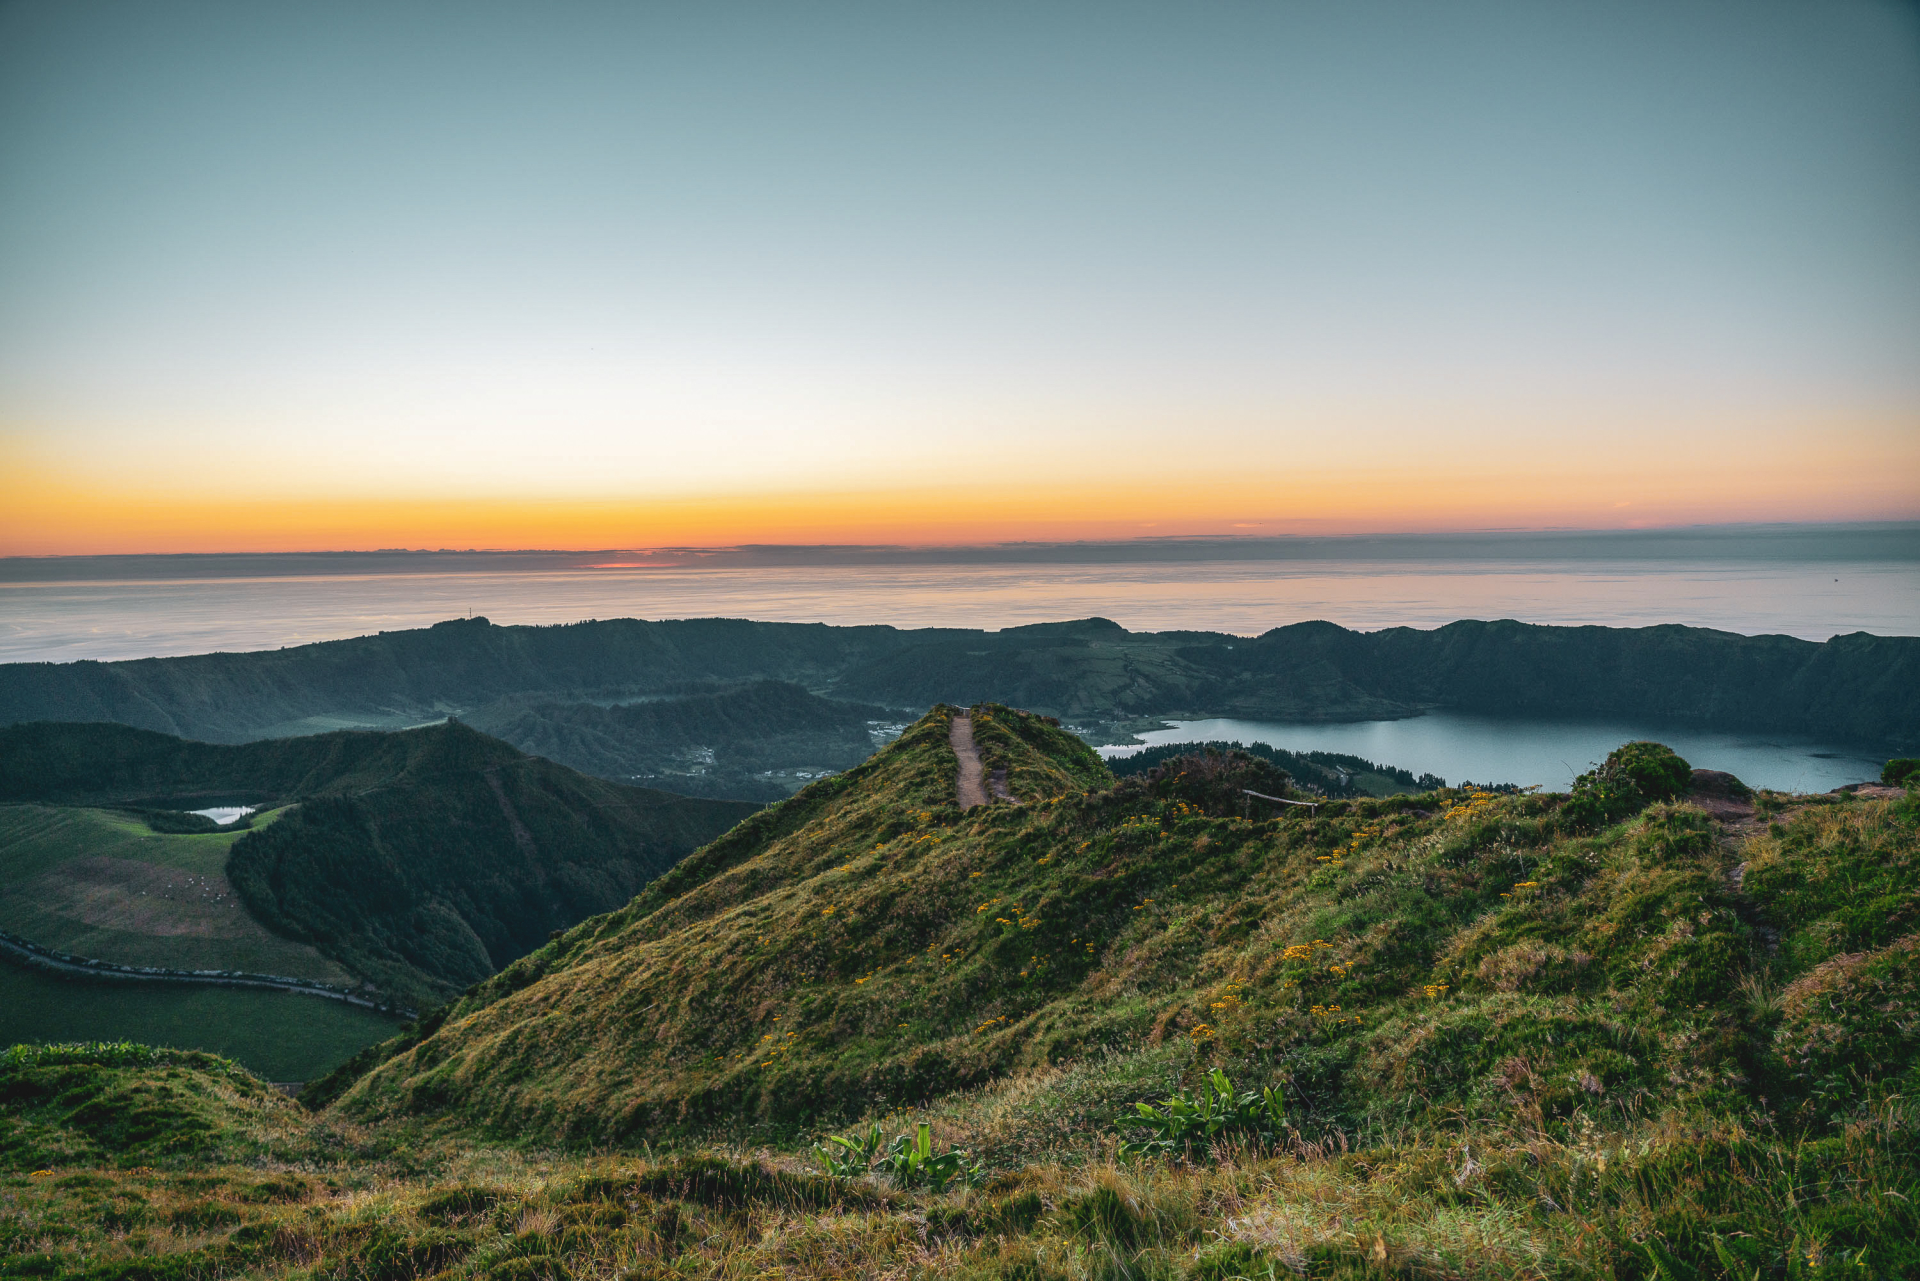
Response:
[4,450,1915,556]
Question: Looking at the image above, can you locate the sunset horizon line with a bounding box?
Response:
[5,519,1915,569]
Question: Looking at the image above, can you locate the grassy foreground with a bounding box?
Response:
[4,707,1916,1278]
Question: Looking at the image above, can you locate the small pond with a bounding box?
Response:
[188,806,257,826]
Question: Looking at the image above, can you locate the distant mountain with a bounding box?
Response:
[0,721,757,1008]
[0,614,1914,751]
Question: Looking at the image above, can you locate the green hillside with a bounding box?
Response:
[0,1042,315,1171]
[0,722,758,1011]
[0,969,403,1082]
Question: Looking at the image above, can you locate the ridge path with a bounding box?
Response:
[950,711,989,809]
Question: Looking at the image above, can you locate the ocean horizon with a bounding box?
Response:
[2,527,1917,666]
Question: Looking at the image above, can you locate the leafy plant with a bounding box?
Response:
[812,1121,887,1178]
[1883,758,1919,787]
[816,1121,982,1191]
[878,1122,984,1191]
[1117,1068,1286,1160]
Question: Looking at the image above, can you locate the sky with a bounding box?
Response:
[1,0,1917,554]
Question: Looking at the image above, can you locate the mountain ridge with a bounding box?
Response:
[1,615,1914,750]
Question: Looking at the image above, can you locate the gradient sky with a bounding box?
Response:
[2,0,1917,553]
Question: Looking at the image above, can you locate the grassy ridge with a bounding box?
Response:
[326,706,1104,1130]
[331,708,1918,1161]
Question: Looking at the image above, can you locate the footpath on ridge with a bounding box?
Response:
[949,711,989,809]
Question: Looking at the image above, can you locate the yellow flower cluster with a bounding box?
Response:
[1321,821,1382,865]
[1444,790,1499,821]
[1208,982,1244,1014]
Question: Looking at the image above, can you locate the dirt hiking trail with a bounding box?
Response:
[950,712,989,809]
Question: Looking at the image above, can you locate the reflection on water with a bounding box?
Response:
[2,559,1914,664]
[1100,713,1892,795]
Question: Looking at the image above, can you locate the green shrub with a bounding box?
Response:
[1884,758,1920,787]
[1563,742,1691,829]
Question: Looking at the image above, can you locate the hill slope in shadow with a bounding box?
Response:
[0,721,757,1008]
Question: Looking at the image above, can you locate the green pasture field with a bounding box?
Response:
[0,802,352,982]
[0,959,404,1081]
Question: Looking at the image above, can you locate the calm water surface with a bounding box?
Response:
[2,558,1914,663]
[1101,713,1892,794]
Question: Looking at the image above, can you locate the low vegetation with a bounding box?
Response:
[4,708,1916,1279]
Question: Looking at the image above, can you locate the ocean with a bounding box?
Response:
[2,544,1916,665]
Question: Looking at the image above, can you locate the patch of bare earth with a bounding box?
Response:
[950,713,989,810]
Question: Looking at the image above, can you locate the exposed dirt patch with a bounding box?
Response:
[1689,770,1757,827]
